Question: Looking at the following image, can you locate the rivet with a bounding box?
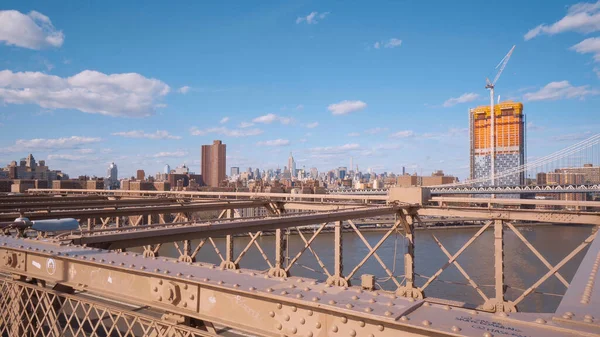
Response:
[291,327,297,334]
[369,298,376,303]
[341,317,347,323]
[183,302,187,308]
[584,314,594,320]
[307,332,313,337]
[183,285,188,290]
[400,316,409,321]
[158,280,163,285]
[584,318,594,323]
[359,321,365,327]
[535,318,546,324]
[140,266,146,270]
[423,302,430,307]
[346,304,353,309]
[315,322,321,329]
[365,307,372,313]
[562,314,571,319]
[320,290,326,294]
[329,300,336,305]
[331,325,338,333]
[233,284,239,288]
[296,294,303,299]
[565,312,574,317]
[307,310,313,316]
[269,311,275,317]
[281,291,288,295]
[422,320,431,326]
[408,298,415,302]
[267,288,274,292]
[291,306,297,312]
[218,281,223,285]
[277,303,283,309]
[469,310,478,315]
[304,287,310,291]
[444,305,451,311]
[297,278,303,283]
[119,262,125,266]
[154,268,159,272]
[236,270,241,273]
[129,264,135,268]
[163,270,169,274]
[451,326,461,332]
[158,296,162,301]
[385,311,393,316]
[249,286,256,291]
[498,312,508,317]
[483,333,492,337]
[276,323,282,330]
[352,295,359,300]
[189,295,194,300]
[387,301,394,307]
[284,314,290,321]
[378,324,384,331]
[311,280,317,285]
[349,329,356,336]
[300,318,305,324]
[203,278,210,282]
[153,287,158,292]
[176,272,182,277]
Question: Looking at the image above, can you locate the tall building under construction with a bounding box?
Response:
[469,101,525,186]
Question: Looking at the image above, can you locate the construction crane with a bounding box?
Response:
[485,45,515,186]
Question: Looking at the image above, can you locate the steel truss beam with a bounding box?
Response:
[418,207,600,225]
[0,235,590,337]
[67,206,403,249]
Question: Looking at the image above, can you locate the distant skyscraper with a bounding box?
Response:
[106,162,118,189]
[201,140,226,187]
[339,167,347,180]
[231,167,240,176]
[164,164,171,174]
[136,169,145,181]
[469,101,525,186]
[288,152,296,178]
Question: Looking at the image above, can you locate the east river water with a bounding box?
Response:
[139,224,595,313]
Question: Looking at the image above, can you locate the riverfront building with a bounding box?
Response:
[201,140,226,188]
[469,101,525,186]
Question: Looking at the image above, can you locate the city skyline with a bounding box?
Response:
[1,1,599,179]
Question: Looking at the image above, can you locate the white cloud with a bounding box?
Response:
[239,122,254,128]
[76,148,95,154]
[310,143,360,153]
[0,136,101,153]
[443,92,480,107]
[390,130,415,138]
[347,132,361,137]
[190,126,263,137]
[178,86,191,94]
[374,38,402,49]
[385,38,402,48]
[328,100,367,115]
[527,122,545,131]
[296,104,304,110]
[111,130,181,140]
[47,154,86,161]
[296,11,329,24]
[571,37,600,61]
[152,151,188,158]
[524,1,600,40]
[0,70,170,117]
[257,139,290,146]
[220,117,230,124]
[364,127,388,135]
[523,81,599,101]
[252,113,293,124]
[306,122,319,128]
[0,10,64,49]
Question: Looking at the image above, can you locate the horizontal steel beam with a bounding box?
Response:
[28,188,389,201]
[70,206,403,249]
[0,235,585,337]
[0,200,267,222]
[418,207,600,225]
[0,197,200,212]
[431,197,600,208]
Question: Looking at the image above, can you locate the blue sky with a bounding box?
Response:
[0,0,599,180]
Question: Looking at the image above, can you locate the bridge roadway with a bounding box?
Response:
[1,233,599,337]
[326,184,600,195]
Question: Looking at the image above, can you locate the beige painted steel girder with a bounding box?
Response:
[0,235,591,337]
[418,207,600,225]
[69,206,404,249]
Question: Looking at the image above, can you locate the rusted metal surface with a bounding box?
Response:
[432,196,600,208]
[1,235,597,336]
